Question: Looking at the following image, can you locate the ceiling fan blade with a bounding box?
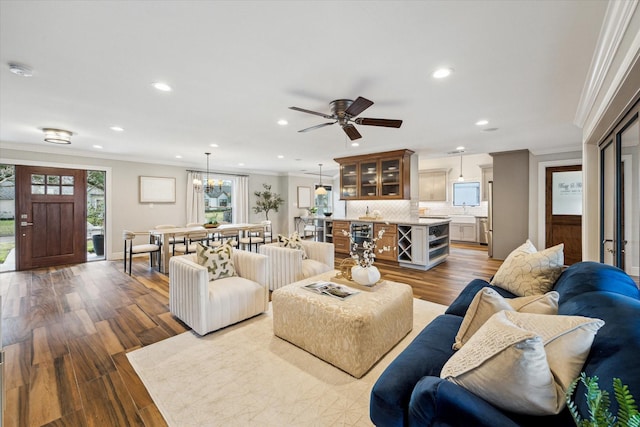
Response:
[289,106,334,120]
[344,96,374,117]
[355,117,403,128]
[298,122,336,133]
[342,124,362,140]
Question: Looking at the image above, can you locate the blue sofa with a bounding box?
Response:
[370,261,640,426]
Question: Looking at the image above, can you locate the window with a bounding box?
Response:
[205,178,233,222]
[453,182,480,207]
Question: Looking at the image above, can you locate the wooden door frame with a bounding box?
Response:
[536,158,581,251]
[16,165,87,269]
[1,157,112,264]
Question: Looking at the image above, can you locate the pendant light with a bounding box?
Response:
[315,163,327,195]
[204,152,215,193]
[458,153,465,182]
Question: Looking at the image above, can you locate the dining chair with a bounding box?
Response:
[239,225,265,252]
[122,230,162,275]
[216,228,239,248]
[173,225,209,255]
[154,224,183,253]
[261,220,273,243]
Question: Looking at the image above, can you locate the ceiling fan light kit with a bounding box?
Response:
[289,96,402,140]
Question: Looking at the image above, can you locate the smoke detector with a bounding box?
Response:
[8,63,33,77]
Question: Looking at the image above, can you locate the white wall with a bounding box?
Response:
[1,148,289,260]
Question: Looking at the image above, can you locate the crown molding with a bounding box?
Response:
[574,0,638,128]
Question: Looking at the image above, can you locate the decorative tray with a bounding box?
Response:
[330,275,384,288]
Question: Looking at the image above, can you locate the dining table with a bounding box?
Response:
[150,223,264,274]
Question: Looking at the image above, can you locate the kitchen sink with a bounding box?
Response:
[448,215,476,224]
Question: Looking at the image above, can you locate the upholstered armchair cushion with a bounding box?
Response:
[169,250,268,335]
[259,240,334,290]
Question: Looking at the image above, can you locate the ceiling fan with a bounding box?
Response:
[289,96,402,140]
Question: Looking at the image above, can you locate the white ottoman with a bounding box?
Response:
[272,271,413,378]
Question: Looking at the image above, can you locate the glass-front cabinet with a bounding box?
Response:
[380,158,401,197]
[335,149,414,200]
[359,160,378,198]
[340,163,358,199]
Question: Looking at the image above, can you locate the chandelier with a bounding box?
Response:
[193,152,221,193]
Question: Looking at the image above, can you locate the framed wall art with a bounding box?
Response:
[139,176,176,203]
[297,186,311,208]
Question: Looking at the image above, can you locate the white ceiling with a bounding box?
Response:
[0,1,607,176]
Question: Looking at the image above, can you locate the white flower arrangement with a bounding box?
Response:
[342,228,390,268]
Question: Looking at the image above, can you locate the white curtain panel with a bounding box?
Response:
[234,175,249,223]
[187,172,205,224]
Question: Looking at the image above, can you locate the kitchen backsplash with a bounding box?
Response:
[418,201,489,217]
[346,200,417,221]
[344,199,488,220]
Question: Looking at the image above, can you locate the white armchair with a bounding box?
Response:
[169,250,268,335]
[259,240,335,290]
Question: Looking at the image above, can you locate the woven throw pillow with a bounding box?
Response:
[277,232,308,259]
[453,287,559,350]
[196,242,236,281]
[441,311,604,416]
[491,240,564,296]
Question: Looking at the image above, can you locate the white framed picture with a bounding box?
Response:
[297,186,311,208]
[139,176,176,203]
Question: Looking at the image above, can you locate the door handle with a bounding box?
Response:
[20,221,33,226]
[602,239,613,244]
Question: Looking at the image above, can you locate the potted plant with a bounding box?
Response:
[253,183,285,221]
[565,373,639,426]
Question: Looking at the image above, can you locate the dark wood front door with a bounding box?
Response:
[545,165,582,265]
[16,166,87,270]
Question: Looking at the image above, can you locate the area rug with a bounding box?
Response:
[127,299,446,427]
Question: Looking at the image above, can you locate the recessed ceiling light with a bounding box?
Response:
[238,162,245,166]
[152,82,172,92]
[456,146,465,151]
[8,62,33,77]
[210,143,219,148]
[110,126,124,132]
[93,145,103,149]
[175,155,182,159]
[432,68,453,79]
[277,119,288,126]
[277,155,284,159]
[351,142,359,147]
[475,119,489,126]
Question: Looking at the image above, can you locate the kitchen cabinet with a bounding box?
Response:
[480,165,493,202]
[332,220,351,254]
[419,169,448,201]
[373,223,397,261]
[334,149,414,200]
[398,222,449,270]
[450,222,477,242]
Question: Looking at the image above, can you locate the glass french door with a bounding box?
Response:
[599,101,639,274]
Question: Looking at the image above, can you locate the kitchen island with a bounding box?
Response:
[296,216,451,271]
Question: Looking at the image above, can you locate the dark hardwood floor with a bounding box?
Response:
[1,243,499,427]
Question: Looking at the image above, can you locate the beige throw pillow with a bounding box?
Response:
[278,231,308,259]
[453,287,559,350]
[491,239,564,296]
[441,311,604,416]
[196,242,236,281]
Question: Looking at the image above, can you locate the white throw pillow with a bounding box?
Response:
[491,240,564,296]
[196,242,236,281]
[278,231,308,259]
[453,288,559,350]
[441,311,604,416]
